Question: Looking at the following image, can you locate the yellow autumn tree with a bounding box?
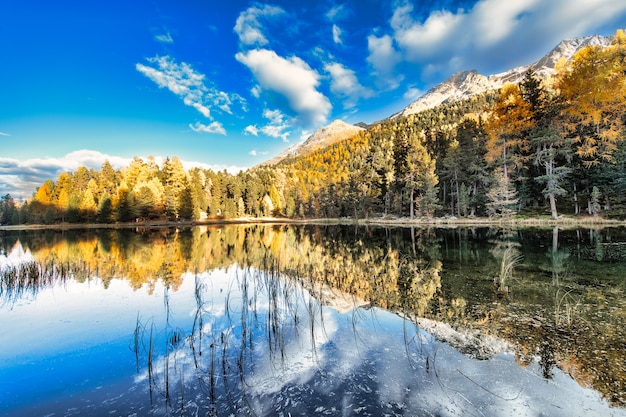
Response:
[33,179,54,205]
[485,83,533,214]
[79,189,97,221]
[486,83,533,178]
[556,29,626,167]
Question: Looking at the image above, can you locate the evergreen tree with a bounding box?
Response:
[188,168,208,216]
[590,186,602,217]
[160,156,187,219]
[178,181,195,220]
[486,167,519,217]
[207,171,223,216]
[523,70,572,219]
[0,194,18,225]
[99,160,118,198]
[134,185,158,220]
[115,182,136,222]
[97,194,113,223]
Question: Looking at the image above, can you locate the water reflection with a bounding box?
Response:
[125,266,618,416]
[1,224,626,415]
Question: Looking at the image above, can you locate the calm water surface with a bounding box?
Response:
[1,224,625,416]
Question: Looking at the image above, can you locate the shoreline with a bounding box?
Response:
[1,215,625,231]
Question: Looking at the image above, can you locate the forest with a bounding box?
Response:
[1,30,625,225]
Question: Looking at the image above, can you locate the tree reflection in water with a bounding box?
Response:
[1,224,626,414]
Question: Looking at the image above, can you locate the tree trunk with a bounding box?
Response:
[454,170,460,217]
[549,193,558,219]
[449,180,454,216]
[384,192,389,216]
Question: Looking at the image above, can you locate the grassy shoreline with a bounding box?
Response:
[1,214,625,231]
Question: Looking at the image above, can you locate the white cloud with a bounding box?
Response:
[261,125,290,142]
[64,150,132,169]
[383,0,626,79]
[248,149,270,157]
[136,55,245,123]
[234,4,285,46]
[366,34,403,89]
[214,91,247,115]
[180,160,246,175]
[250,85,262,98]
[136,56,212,117]
[391,4,464,62]
[155,32,174,44]
[326,4,346,21]
[469,0,538,47]
[244,125,259,136]
[332,24,342,45]
[235,49,331,128]
[325,62,373,108]
[403,87,423,101]
[260,108,290,142]
[189,121,227,135]
[263,108,284,124]
[0,131,10,137]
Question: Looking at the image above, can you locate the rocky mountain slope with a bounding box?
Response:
[264,34,611,166]
[261,119,364,166]
[394,34,611,118]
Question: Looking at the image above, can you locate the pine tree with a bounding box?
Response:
[590,186,602,217]
[486,167,519,217]
[0,194,18,225]
[115,182,136,222]
[97,194,113,223]
[415,154,441,219]
[160,156,187,219]
[178,181,195,220]
[99,160,118,198]
[522,71,572,219]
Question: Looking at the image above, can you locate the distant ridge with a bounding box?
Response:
[261,119,364,166]
[393,34,612,118]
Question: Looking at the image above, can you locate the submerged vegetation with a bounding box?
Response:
[1,30,625,226]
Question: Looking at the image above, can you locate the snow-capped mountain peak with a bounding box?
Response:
[394,35,612,118]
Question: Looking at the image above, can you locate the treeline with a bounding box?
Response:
[1,156,289,225]
[1,30,625,225]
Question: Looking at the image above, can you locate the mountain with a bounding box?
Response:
[261,119,364,166]
[262,34,612,166]
[394,35,612,118]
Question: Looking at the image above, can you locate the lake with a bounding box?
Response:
[1,224,625,416]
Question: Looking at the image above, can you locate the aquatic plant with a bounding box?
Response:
[0,259,71,307]
[554,288,582,327]
[494,246,523,294]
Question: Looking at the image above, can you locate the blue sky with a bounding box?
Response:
[1,0,625,200]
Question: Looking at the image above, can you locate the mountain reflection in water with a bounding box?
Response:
[0,224,625,416]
